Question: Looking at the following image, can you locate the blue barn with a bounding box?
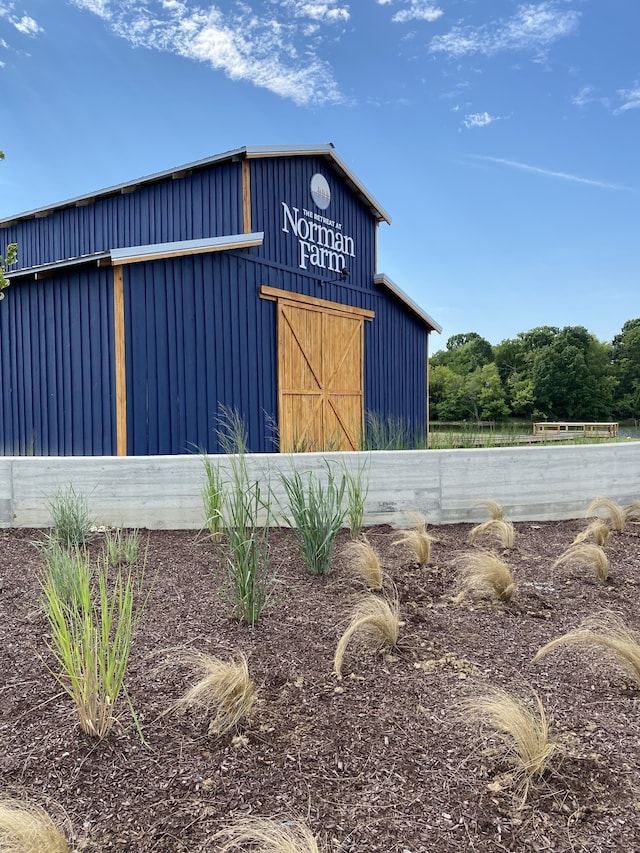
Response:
[0,144,441,456]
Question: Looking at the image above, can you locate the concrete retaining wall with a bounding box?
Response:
[1,442,638,529]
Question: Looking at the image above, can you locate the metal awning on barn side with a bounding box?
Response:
[5,233,265,280]
[0,145,390,228]
[110,232,264,265]
[5,251,112,281]
[374,273,442,333]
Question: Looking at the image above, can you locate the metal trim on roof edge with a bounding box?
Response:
[0,145,391,227]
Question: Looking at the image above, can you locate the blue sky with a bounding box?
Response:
[0,0,638,352]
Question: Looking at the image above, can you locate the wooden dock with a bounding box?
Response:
[533,422,619,438]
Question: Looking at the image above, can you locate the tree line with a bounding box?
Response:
[429,322,640,423]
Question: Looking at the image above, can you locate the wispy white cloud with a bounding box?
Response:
[384,1,443,24]
[572,81,640,115]
[69,0,111,16]
[0,2,42,36]
[13,13,40,35]
[463,111,499,129]
[615,83,640,115]
[572,85,596,107]
[474,155,630,191]
[430,2,580,59]
[280,1,350,24]
[69,0,348,105]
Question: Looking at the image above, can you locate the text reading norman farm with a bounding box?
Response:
[282,202,356,272]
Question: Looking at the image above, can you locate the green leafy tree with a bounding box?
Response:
[430,363,509,421]
[611,319,640,419]
[495,327,560,416]
[431,332,494,374]
[532,327,613,420]
[505,374,536,419]
[472,363,510,420]
[0,148,18,298]
[430,364,466,420]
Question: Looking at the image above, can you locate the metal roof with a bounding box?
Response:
[0,144,391,227]
[374,273,442,333]
[5,234,265,280]
[5,250,111,280]
[110,232,264,264]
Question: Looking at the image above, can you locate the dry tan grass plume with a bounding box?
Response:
[572,519,611,547]
[0,797,70,853]
[392,512,436,567]
[469,519,515,549]
[343,537,384,591]
[476,499,506,520]
[587,496,625,533]
[172,651,256,735]
[461,687,556,801]
[455,551,517,603]
[334,590,400,680]
[553,543,609,583]
[532,612,640,687]
[624,501,640,523]
[214,816,324,853]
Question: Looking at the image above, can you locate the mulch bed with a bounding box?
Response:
[1,517,640,852]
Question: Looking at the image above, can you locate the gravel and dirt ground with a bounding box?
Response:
[2,515,640,852]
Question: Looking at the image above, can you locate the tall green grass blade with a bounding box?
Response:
[280,465,348,575]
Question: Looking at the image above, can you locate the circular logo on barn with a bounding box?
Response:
[310,173,331,210]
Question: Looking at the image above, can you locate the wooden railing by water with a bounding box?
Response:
[533,422,619,438]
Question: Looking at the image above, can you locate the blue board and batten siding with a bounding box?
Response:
[3,162,243,267]
[0,268,115,455]
[125,253,278,455]
[0,146,437,456]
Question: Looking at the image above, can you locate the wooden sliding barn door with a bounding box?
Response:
[260,287,374,452]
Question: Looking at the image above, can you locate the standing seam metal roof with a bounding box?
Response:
[0,144,391,227]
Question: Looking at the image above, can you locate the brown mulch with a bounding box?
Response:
[1,518,640,852]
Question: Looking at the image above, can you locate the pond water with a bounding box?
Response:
[619,423,640,439]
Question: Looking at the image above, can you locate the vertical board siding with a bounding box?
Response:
[124,252,278,455]
[250,157,376,292]
[1,162,243,270]
[0,270,115,455]
[1,152,432,457]
[365,293,428,435]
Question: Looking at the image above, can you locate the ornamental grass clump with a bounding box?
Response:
[34,539,87,609]
[214,816,324,853]
[217,407,275,625]
[223,474,274,625]
[587,496,625,533]
[343,537,384,592]
[624,501,640,523]
[532,612,640,687]
[40,550,146,738]
[476,499,506,520]
[280,467,347,576]
[47,485,94,549]
[103,528,140,566]
[341,456,370,540]
[392,512,436,567]
[201,453,224,540]
[553,543,609,583]
[333,589,400,680]
[461,687,556,802]
[572,519,611,548]
[0,797,70,853]
[173,651,256,736]
[455,550,517,603]
[469,519,515,549]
